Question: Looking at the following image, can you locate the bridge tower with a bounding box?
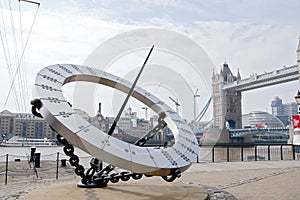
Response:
[212,62,242,129]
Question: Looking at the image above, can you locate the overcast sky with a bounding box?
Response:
[0,0,299,120]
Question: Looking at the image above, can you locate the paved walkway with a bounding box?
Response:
[0,178,76,200]
[22,179,209,200]
[3,160,300,200]
[180,160,300,199]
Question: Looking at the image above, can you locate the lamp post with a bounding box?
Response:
[193,89,200,120]
[295,90,300,114]
[293,90,300,145]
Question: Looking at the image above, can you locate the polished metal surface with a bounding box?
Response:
[34,64,199,176]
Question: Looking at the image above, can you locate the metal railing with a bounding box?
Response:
[0,152,91,185]
[1,144,299,185]
[198,144,297,163]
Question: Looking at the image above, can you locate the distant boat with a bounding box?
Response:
[0,136,57,147]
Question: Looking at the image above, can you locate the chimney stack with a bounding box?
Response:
[98,103,102,114]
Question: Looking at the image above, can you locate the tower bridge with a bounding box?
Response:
[223,65,298,92]
[211,39,300,142]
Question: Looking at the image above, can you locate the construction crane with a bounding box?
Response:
[169,96,180,114]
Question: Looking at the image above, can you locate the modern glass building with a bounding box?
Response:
[242,111,285,128]
[271,96,297,126]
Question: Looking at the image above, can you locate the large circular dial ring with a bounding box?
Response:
[34,64,199,176]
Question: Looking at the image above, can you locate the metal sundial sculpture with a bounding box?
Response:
[31,46,199,188]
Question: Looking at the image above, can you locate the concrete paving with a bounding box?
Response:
[22,179,208,200]
[180,160,300,200]
[8,160,300,200]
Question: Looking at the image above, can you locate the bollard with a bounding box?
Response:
[226,146,230,162]
[61,159,67,167]
[280,145,283,160]
[34,152,41,168]
[254,146,257,161]
[268,145,271,160]
[241,146,244,161]
[293,145,296,160]
[30,147,36,162]
[5,154,8,185]
[212,147,215,163]
[56,152,59,180]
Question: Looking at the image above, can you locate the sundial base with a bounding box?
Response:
[22,179,208,200]
[77,182,107,188]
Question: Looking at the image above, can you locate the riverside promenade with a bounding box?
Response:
[181,160,300,199]
[5,160,296,200]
